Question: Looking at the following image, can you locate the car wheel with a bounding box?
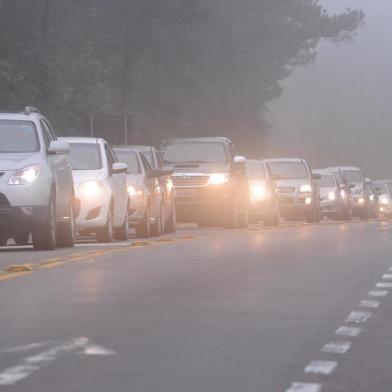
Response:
[165,204,176,233]
[97,208,114,243]
[32,200,57,250]
[151,203,164,237]
[223,202,239,229]
[114,207,129,241]
[136,203,151,238]
[0,235,7,246]
[57,202,76,248]
[14,230,30,246]
[237,206,249,228]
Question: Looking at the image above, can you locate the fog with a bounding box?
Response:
[267,0,392,178]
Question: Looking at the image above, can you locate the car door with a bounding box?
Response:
[154,149,173,209]
[40,119,70,217]
[140,155,161,218]
[104,143,126,226]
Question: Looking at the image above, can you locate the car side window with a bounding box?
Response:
[155,152,164,169]
[42,119,57,140]
[140,154,152,175]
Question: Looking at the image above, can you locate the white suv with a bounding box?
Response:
[0,107,75,250]
[62,137,129,243]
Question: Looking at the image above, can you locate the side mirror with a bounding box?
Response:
[349,184,356,189]
[48,140,70,155]
[112,162,128,174]
[312,173,321,180]
[234,155,246,165]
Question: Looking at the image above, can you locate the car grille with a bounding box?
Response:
[0,193,11,208]
[172,175,209,187]
[278,187,296,194]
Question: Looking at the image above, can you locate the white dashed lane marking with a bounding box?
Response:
[321,341,351,354]
[375,282,392,288]
[381,274,392,280]
[368,290,388,297]
[335,326,361,337]
[359,300,380,309]
[286,382,322,392]
[346,311,372,323]
[304,361,338,375]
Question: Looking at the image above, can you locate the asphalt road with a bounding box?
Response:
[0,220,391,392]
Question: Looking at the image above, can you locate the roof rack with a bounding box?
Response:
[24,106,40,115]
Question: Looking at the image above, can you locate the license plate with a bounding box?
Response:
[176,188,197,198]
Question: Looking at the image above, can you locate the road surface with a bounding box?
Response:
[0,220,391,391]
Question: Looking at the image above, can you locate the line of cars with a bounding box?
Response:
[0,107,390,251]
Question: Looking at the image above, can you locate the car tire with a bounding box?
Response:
[97,208,114,243]
[57,202,76,248]
[136,203,151,238]
[165,205,176,233]
[305,207,320,224]
[14,230,30,246]
[237,206,249,229]
[32,201,57,250]
[114,208,129,241]
[151,203,164,237]
[223,202,239,229]
[0,236,7,246]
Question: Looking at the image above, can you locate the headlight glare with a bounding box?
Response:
[79,181,102,198]
[208,173,229,185]
[299,184,312,193]
[328,192,336,201]
[340,189,346,199]
[380,197,389,205]
[128,185,143,198]
[8,165,41,185]
[251,184,267,200]
[358,197,365,205]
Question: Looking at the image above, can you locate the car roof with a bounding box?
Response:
[263,158,306,163]
[313,169,335,176]
[326,166,361,171]
[60,136,102,144]
[0,112,41,122]
[161,137,232,144]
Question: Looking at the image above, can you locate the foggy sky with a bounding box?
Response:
[266,0,392,178]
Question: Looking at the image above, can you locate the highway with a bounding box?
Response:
[0,220,391,391]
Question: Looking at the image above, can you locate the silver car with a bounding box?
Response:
[264,158,321,223]
[0,107,75,250]
[62,137,129,243]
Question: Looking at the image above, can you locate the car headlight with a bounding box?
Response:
[305,197,312,205]
[358,197,365,205]
[369,194,375,201]
[380,197,389,205]
[8,165,41,185]
[340,189,346,199]
[208,173,230,185]
[328,192,336,201]
[299,184,312,193]
[251,184,267,200]
[128,185,143,198]
[79,181,103,198]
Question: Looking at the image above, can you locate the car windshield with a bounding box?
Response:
[161,142,228,164]
[67,143,102,170]
[319,174,335,187]
[267,162,308,180]
[114,150,141,174]
[0,120,40,153]
[246,161,265,179]
[343,170,363,184]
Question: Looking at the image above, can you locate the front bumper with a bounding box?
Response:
[75,189,111,232]
[278,193,314,217]
[128,197,147,225]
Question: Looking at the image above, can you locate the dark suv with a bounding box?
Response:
[159,137,249,228]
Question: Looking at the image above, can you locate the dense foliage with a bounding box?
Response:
[0,0,363,153]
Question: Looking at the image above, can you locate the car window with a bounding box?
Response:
[40,120,54,148]
[42,119,57,140]
[140,154,152,174]
[141,151,154,167]
[67,143,102,170]
[104,144,115,168]
[319,174,336,187]
[161,142,228,164]
[114,150,141,174]
[343,170,363,184]
[0,120,40,153]
[267,162,309,180]
[245,161,266,179]
[155,151,164,169]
